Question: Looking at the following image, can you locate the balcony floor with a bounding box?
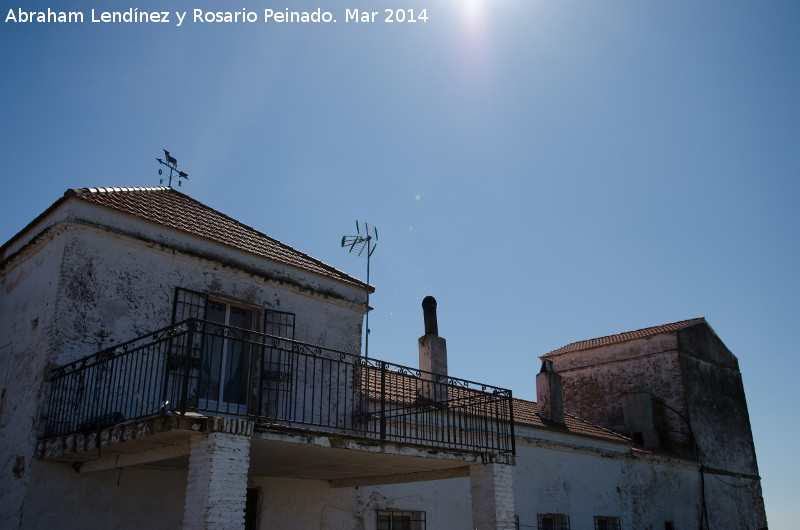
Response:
[37,412,497,486]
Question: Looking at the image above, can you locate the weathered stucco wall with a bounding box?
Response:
[336,425,751,530]
[512,430,702,530]
[677,324,759,474]
[52,221,365,364]
[20,462,186,529]
[676,325,766,527]
[545,324,767,527]
[5,421,766,530]
[0,225,69,528]
[548,336,692,456]
[703,468,768,529]
[250,475,473,530]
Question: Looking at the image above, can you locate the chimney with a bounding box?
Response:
[622,392,660,448]
[418,296,447,403]
[422,295,438,336]
[537,359,564,424]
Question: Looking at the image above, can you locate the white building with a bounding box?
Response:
[0,187,766,529]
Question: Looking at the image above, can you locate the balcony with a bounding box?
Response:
[40,319,515,462]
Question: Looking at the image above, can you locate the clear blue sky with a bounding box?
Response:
[2,0,798,526]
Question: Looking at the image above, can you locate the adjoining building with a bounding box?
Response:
[0,187,766,529]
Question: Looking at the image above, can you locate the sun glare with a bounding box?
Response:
[459,0,486,29]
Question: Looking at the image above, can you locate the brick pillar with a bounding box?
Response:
[183,431,251,529]
[470,463,516,530]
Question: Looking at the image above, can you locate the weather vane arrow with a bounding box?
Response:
[156,148,189,188]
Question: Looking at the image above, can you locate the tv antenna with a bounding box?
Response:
[155,149,189,188]
[341,220,378,358]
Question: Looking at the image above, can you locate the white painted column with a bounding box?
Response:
[183,431,251,529]
[470,463,516,530]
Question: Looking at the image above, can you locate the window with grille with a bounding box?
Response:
[537,513,570,530]
[377,510,426,530]
[172,287,208,322]
[262,309,296,420]
[172,288,296,339]
[171,287,297,418]
[595,516,621,530]
[264,309,296,339]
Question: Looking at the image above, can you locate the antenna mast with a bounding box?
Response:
[341,220,378,358]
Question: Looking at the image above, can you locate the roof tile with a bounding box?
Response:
[543,318,705,357]
[511,398,629,442]
[361,367,627,443]
[71,187,367,289]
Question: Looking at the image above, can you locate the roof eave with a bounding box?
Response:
[0,189,80,264]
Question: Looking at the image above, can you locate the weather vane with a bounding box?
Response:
[341,220,378,358]
[155,149,189,188]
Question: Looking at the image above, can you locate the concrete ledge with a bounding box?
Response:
[37,413,254,461]
[252,422,492,464]
[330,466,470,488]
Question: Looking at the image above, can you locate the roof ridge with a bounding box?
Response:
[79,186,301,256]
[128,186,367,289]
[543,317,706,357]
[3,186,369,290]
[74,186,369,289]
[77,186,171,195]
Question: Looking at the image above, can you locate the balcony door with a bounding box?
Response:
[199,300,254,414]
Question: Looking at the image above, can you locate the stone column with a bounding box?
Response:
[183,431,252,529]
[470,462,516,530]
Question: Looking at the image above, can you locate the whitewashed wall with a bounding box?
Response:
[243,425,721,530]
[250,474,473,530]
[322,425,707,530]
[52,219,365,363]
[0,224,69,528]
[0,196,368,528]
[512,434,702,529]
[20,463,186,529]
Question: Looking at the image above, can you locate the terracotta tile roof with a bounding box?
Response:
[361,367,628,444]
[543,318,705,357]
[67,187,368,289]
[511,398,629,443]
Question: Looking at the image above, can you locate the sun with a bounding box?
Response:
[459,0,486,28]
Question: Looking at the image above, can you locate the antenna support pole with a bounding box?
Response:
[366,235,371,358]
[340,221,378,359]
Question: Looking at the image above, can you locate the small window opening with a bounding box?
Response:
[595,516,621,530]
[537,513,570,530]
[377,510,426,530]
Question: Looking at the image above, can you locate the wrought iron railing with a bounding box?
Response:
[43,319,515,455]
